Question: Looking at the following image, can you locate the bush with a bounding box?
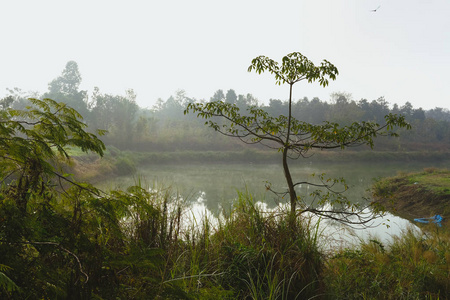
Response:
[113,157,136,175]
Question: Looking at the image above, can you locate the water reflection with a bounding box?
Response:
[101,161,441,210]
[185,194,417,250]
[98,160,440,245]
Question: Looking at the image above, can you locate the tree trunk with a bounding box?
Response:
[282,147,297,214]
[283,83,297,215]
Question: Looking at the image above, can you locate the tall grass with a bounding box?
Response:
[111,183,449,299]
[190,191,326,299]
[116,185,327,299]
[9,174,444,299]
[324,225,449,299]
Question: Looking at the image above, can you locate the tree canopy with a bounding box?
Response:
[48,61,82,96]
[0,98,105,212]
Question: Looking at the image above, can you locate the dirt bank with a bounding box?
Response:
[373,169,450,226]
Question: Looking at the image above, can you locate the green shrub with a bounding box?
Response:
[113,157,136,175]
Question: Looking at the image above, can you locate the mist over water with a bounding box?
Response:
[100,160,444,210]
[98,160,446,246]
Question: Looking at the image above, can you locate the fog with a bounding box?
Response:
[1,0,449,110]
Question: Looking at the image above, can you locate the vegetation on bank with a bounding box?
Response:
[373,168,450,222]
[68,148,450,187]
[326,168,450,299]
[326,226,449,299]
[0,98,448,299]
[131,149,450,165]
[3,59,450,156]
[68,146,137,183]
[2,176,448,299]
[1,54,449,298]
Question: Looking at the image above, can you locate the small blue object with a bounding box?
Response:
[414,215,443,227]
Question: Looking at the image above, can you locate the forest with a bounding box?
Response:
[0,59,449,299]
[3,60,450,155]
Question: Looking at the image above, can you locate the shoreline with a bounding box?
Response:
[373,168,450,227]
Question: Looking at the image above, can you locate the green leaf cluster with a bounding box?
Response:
[247,52,339,86]
[185,101,410,157]
[0,98,191,297]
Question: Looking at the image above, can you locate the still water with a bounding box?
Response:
[99,159,448,247]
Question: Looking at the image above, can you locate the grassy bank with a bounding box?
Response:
[373,168,450,222]
[325,167,450,298]
[68,148,450,184]
[133,149,450,165]
[326,226,449,299]
[66,146,137,183]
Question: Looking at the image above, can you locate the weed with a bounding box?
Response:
[325,226,449,299]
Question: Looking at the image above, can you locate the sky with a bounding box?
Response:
[1,0,449,110]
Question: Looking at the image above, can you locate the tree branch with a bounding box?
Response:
[0,240,89,283]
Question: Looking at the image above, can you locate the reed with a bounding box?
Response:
[3,174,447,299]
[324,225,449,299]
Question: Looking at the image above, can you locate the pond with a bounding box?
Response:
[98,159,449,247]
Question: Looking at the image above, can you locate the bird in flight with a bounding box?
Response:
[370,5,381,12]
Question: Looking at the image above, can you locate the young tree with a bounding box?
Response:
[46,61,89,119]
[225,89,237,104]
[185,52,410,224]
[48,61,82,95]
[88,88,140,148]
[210,89,225,102]
[0,97,107,296]
[0,97,105,212]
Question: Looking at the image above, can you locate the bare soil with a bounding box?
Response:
[375,175,450,227]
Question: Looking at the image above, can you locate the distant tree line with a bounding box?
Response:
[2,61,450,152]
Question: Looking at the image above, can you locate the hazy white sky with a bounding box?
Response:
[1,0,449,109]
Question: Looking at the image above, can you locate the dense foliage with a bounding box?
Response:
[2,60,450,154]
[0,97,327,298]
[0,98,448,299]
[0,60,449,298]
